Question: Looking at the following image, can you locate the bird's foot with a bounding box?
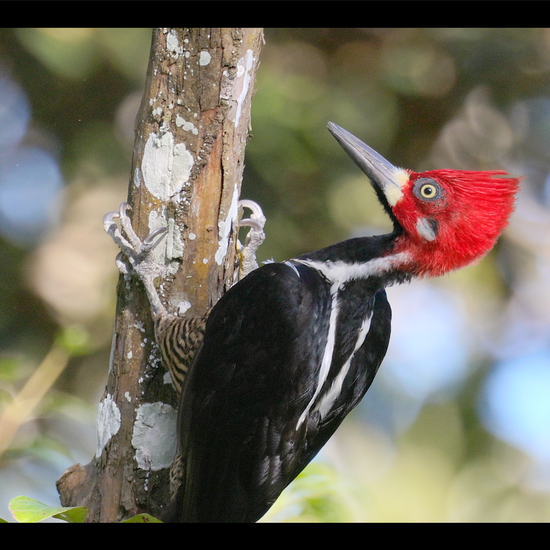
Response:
[237,200,266,279]
[103,202,168,316]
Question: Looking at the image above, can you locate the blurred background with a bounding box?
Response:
[0,28,549,522]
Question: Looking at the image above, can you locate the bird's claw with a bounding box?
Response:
[238,200,266,279]
[103,203,139,253]
[104,202,168,275]
[143,226,169,250]
[239,199,266,232]
[115,252,131,275]
[104,202,169,317]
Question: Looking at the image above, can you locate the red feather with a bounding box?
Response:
[391,169,520,277]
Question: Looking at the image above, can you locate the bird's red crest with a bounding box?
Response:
[392,169,520,277]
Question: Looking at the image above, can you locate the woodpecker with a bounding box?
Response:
[105,122,519,523]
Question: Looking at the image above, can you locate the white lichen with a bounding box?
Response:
[199,51,211,66]
[95,394,121,458]
[132,402,177,471]
[177,300,191,315]
[175,115,199,135]
[166,29,183,58]
[146,209,184,279]
[142,131,194,201]
[215,183,240,265]
[234,49,255,128]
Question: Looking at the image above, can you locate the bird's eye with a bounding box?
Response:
[413,178,442,202]
[420,184,437,198]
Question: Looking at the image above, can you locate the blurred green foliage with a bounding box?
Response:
[1,28,550,522]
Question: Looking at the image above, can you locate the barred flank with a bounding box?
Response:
[155,314,208,395]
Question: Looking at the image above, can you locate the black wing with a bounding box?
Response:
[174,261,390,522]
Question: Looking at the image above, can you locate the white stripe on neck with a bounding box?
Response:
[295,252,411,286]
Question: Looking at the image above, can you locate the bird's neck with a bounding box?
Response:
[293,233,414,288]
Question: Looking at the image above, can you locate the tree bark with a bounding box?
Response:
[57,28,263,522]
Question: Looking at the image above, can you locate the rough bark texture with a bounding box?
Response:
[56,28,263,523]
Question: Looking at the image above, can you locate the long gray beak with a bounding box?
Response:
[327,122,403,204]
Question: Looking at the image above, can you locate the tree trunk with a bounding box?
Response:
[57,27,263,522]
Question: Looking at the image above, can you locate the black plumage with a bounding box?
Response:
[174,256,393,522]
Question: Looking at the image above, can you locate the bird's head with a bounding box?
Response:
[328,122,520,278]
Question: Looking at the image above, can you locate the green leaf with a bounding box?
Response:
[9,496,87,523]
[121,513,163,523]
